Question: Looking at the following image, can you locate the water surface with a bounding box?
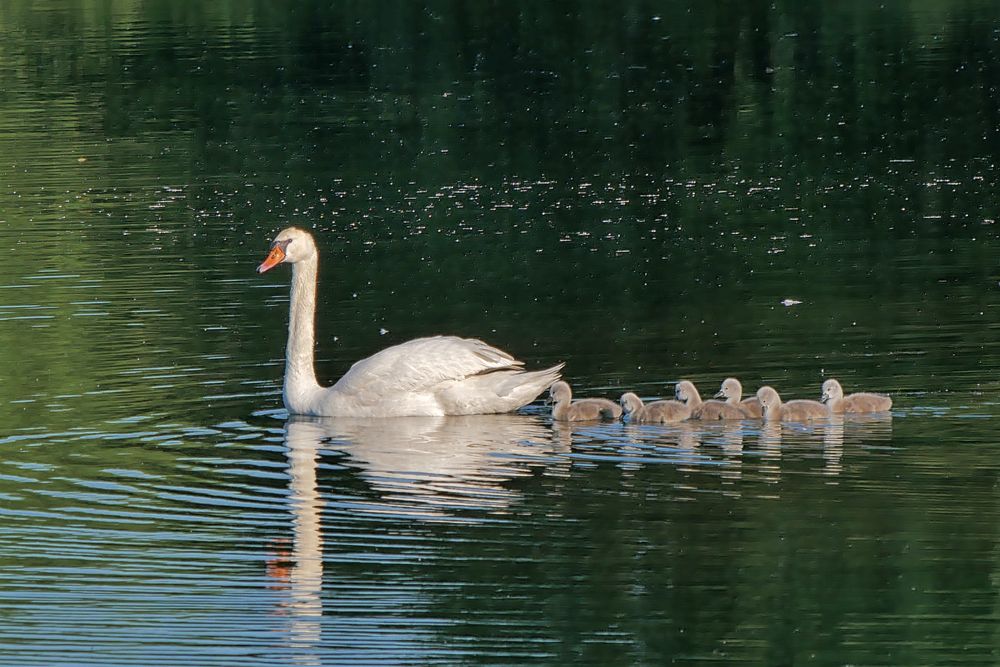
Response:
[2,2,1000,665]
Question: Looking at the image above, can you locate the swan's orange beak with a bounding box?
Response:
[257,245,286,274]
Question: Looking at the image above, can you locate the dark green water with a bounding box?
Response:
[3,1,1000,664]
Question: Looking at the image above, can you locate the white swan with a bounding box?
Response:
[257,227,563,417]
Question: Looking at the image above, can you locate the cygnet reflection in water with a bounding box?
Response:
[283,414,563,518]
[751,412,893,482]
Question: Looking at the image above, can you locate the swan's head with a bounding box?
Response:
[257,227,318,273]
[619,392,643,416]
[756,386,780,416]
[674,380,698,404]
[547,381,571,405]
[821,378,843,404]
[715,377,741,400]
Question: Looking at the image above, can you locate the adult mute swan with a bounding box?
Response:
[257,227,563,417]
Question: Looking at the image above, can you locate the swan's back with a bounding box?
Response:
[334,336,519,394]
[320,336,561,416]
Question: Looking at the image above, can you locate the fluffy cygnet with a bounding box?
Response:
[549,381,623,422]
[714,377,763,418]
[756,386,831,422]
[820,379,892,414]
[675,380,751,420]
[619,392,691,424]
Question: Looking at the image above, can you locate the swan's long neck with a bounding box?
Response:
[284,256,323,410]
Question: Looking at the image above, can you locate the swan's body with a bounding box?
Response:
[821,379,892,414]
[258,227,562,417]
[620,392,691,423]
[548,381,622,421]
[714,377,763,418]
[756,386,831,422]
[675,380,750,420]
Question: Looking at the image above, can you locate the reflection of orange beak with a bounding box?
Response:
[257,245,286,273]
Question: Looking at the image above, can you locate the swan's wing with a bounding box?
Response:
[331,336,525,402]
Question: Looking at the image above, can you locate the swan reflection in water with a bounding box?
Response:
[267,417,325,666]
[310,413,564,516]
[267,413,564,663]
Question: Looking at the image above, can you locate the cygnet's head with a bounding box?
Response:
[756,386,781,415]
[548,381,571,405]
[674,380,699,404]
[715,377,742,400]
[821,378,844,404]
[619,392,643,415]
[257,227,318,273]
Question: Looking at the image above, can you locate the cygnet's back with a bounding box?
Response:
[550,381,623,421]
[675,380,749,420]
[715,377,763,418]
[821,379,892,414]
[756,386,831,422]
[620,392,691,424]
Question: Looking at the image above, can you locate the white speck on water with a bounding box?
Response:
[379,328,388,335]
[781,298,802,307]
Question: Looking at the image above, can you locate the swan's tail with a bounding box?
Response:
[439,362,564,414]
[498,362,564,407]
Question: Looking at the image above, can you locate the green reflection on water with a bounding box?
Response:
[1,2,1000,664]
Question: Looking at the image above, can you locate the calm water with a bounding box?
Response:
[3,1,1000,664]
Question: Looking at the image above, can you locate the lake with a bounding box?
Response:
[2,1,1000,664]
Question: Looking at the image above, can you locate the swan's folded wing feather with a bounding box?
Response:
[330,336,524,403]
